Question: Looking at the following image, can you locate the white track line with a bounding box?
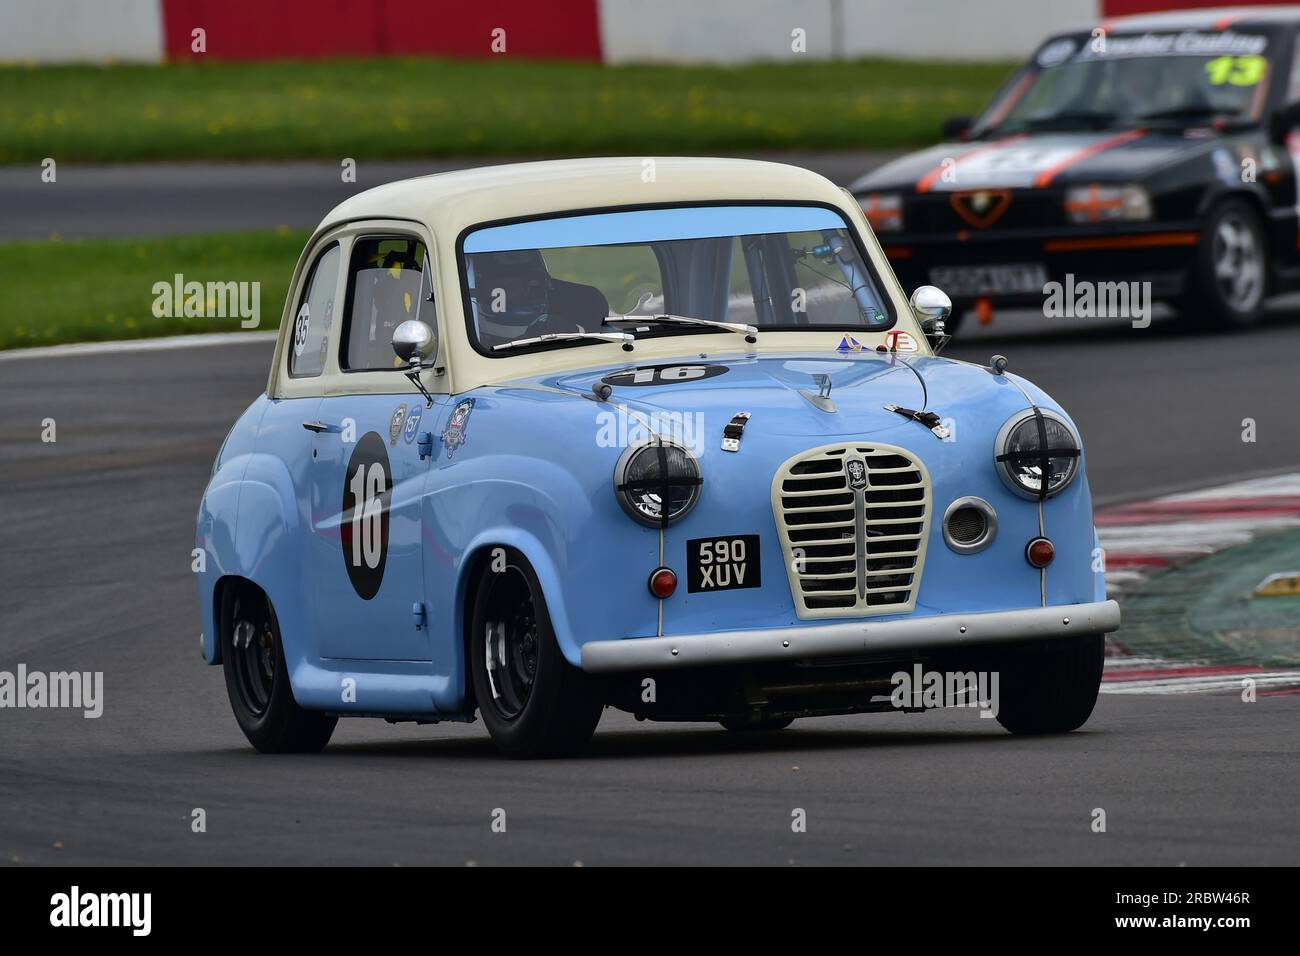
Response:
[1100,671,1300,694]
[1097,473,1300,598]
[1157,474,1300,500]
[1103,656,1200,671]
[0,331,276,362]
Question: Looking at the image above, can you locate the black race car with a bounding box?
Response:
[850,6,1300,332]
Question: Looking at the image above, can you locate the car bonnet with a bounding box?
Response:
[527,353,1024,439]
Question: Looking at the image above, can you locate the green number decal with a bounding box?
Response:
[1206,55,1266,87]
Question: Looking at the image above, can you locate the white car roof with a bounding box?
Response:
[319,156,851,240]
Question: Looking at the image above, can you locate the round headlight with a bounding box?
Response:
[995,409,1080,499]
[614,441,702,527]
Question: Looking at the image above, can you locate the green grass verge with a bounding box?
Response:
[0,229,309,350]
[0,57,1013,164]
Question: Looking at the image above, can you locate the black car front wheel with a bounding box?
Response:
[469,550,604,758]
[220,583,337,753]
[993,633,1104,735]
[1183,198,1267,331]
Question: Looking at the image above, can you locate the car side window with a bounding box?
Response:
[288,243,341,378]
[342,236,435,371]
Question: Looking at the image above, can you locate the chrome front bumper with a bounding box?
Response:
[580,600,1121,674]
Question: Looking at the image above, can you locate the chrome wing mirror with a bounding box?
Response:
[393,319,437,406]
[909,285,952,353]
[393,319,434,365]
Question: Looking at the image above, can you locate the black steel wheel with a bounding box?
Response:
[469,550,604,758]
[228,595,277,719]
[480,566,542,721]
[220,582,336,754]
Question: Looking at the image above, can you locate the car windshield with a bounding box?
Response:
[978,30,1272,135]
[460,204,893,353]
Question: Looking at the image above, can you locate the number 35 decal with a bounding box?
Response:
[342,432,391,600]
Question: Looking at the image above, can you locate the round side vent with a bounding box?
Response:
[943,497,997,554]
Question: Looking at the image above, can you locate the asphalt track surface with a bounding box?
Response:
[2,154,1300,865]
[0,152,897,240]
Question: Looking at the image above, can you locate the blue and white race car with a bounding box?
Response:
[195,157,1120,757]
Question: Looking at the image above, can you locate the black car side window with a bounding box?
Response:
[342,236,435,371]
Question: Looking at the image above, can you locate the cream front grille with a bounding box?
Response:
[772,442,931,619]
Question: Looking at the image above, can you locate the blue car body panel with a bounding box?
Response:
[197,348,1099,720]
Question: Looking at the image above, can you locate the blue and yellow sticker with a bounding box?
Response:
[403,404,423,444]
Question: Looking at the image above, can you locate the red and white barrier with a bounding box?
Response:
[6,0,1299,66]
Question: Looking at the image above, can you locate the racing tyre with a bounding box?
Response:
[993,633,1104,736]
[469,551,604,758]
[221,584,337,753]
[1182,198,1267,331]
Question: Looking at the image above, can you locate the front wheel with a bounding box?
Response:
[468,551,604,758]
[994,634,1104,735]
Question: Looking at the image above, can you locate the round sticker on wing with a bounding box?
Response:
[341,432,391,600]
[601,364,728,387]
[293,304,311,357]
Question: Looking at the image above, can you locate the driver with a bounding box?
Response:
[468,249,554,345]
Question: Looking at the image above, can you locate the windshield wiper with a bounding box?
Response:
[492,331,634,352]
[1137,106,1242,122]
[1018,109,1120,130]
[604,313,757,344]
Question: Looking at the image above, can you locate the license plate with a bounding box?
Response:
[687,535,761,593]
[929,263,1048,296]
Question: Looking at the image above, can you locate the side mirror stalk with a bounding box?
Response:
[909,285,953,354]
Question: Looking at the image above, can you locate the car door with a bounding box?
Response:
[256,239,338,633]
[307,232,442,662]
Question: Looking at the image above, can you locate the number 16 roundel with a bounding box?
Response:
[342,432,391,600]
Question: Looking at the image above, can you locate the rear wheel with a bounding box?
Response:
[1182,198,1267,331]
[220,583,336,753]
[994,634,1104,735]
[469,551,604,758]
